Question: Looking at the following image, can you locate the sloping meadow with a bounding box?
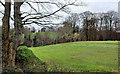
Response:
[29,41,118,72]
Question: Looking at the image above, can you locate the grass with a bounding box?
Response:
[34,32,58,39]
[29,41,118,72]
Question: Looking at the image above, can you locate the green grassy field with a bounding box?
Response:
[29,41,118,72]
[34,32,58,39]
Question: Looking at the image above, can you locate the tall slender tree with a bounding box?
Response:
[12,1,24,67]
[2,0,11,68]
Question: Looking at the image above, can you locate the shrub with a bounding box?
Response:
[16,46,31,64]
[16,46,47,72]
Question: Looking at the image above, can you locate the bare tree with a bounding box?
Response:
[63,13,80,33]
[1,0,12,68]
[1,0,83,69]
[81,11,93,40]
[11,1,24,67]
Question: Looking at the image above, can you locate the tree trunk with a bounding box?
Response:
[2,1,11,68]
[12,2,23,67]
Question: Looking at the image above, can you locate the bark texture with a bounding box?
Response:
[12,2,23,67]
[2,1,11,68]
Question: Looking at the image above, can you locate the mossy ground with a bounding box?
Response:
[16,46,47,72]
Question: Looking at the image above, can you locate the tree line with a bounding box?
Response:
[21,11,120,47]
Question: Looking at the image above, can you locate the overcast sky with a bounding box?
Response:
[69,0,119,13]
[0,0,119,27]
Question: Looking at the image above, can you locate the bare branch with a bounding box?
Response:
[21,0,85,26]
[31,1,59,7]
[0,1,5,7]
[0,10,4,15]
[26,2,38,12]
[22,3,74,23]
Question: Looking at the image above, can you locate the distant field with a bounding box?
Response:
[29,41,118,72]
[33,32,58,39]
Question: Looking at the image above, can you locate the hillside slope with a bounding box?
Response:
[30,41,118,72]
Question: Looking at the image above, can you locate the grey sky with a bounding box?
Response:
[69,0,119,13]
[0,0,119,26]
[20,0,119,18]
